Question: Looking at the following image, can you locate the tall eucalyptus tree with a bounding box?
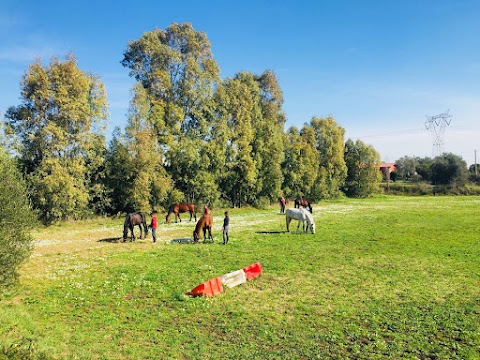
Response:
[125,84,172,212]
[310,116,347,200]
[5,54,108,223]
[215,74,258,207]
[343,139,382,197]
[282,126,319,198]
[253,70,286,201]
[122,23,221,203]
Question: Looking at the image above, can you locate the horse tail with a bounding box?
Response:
[192,204,197,221]
[141,212,148,236]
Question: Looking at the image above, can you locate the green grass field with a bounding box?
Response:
[1,196,479,359]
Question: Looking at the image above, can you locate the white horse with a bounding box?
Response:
[285,208,315,234]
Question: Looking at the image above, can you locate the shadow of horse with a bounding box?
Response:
[255,231,289,234]
[98,237,122,243]
[170,237,192,244]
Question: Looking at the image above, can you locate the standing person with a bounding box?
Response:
[280,197,286,214]
[204,205,210,214]
[150,211,158,243]
[222,211,230,245]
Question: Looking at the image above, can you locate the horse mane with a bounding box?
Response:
[303,209,314,224]
[194,213,212,232]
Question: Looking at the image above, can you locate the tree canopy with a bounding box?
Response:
[5,55,108,223]
[343,139,382,197]
[431,153,468,187]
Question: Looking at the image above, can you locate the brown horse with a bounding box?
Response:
[294,197,313,213]
[193,213,213,243]
[166,203,197,223]
[123,212,148,242]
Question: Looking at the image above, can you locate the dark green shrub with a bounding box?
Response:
[0,150,34,294]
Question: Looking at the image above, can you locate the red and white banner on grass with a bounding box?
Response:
[186,262,263,297]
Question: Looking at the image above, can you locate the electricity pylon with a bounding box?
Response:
[425,109,453,157]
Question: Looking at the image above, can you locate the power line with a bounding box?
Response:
[349,128,426,140]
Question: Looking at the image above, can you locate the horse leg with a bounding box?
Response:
[296,220,302,233]
[208,227,213,242]
[178,212,182,223]
[286,216,291,232]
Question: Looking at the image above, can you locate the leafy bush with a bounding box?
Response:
[381,181,433,195]
[0,150,34,294]
[381,181,480,196]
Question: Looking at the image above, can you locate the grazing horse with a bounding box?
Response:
[294,197,313,213]
[286,208,315,234]
[123,212,148,242]
[166,203,197,223]
[193,213,213,243]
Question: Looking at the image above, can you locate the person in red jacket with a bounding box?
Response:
[150,211,158,243]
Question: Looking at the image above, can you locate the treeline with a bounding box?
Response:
[384,153,479,195]
[3,22,470,225]
[393,154,473,186]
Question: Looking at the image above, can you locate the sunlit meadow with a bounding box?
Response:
[1,196,479,359]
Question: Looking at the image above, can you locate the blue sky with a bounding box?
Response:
[1,0,479,164]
